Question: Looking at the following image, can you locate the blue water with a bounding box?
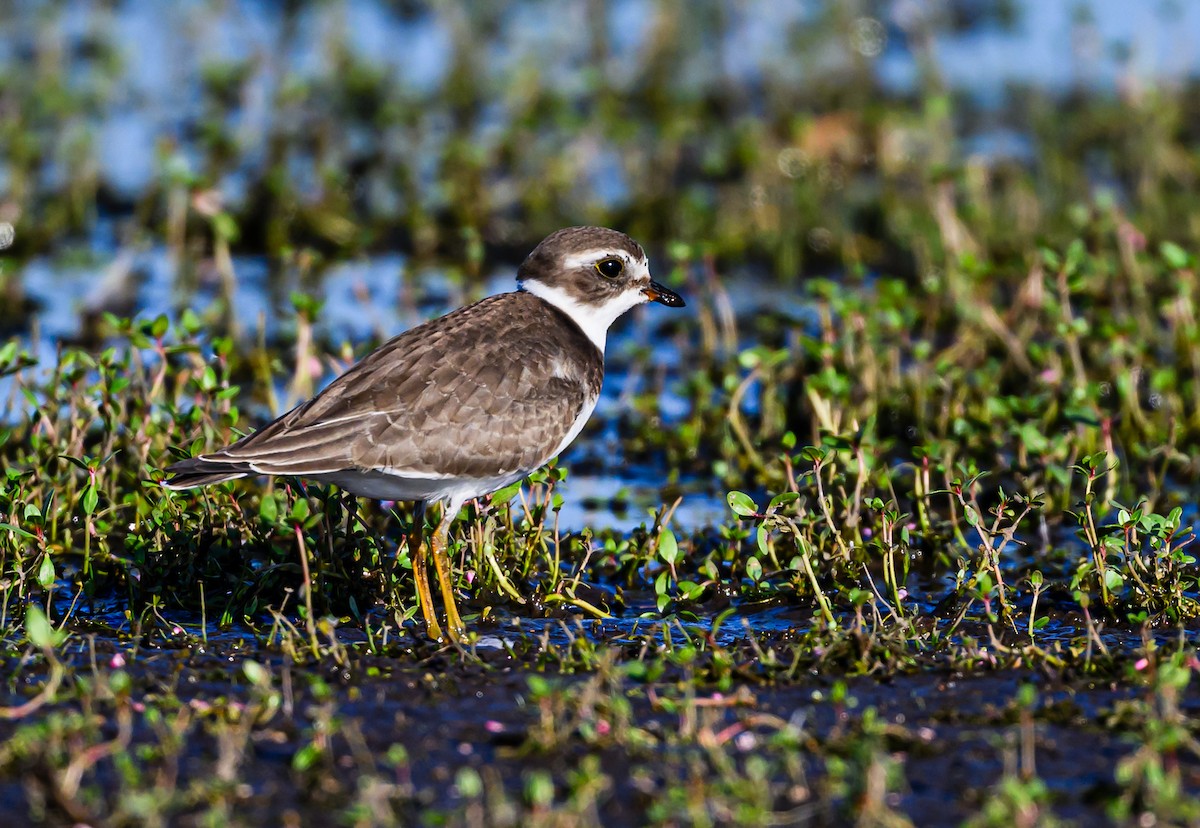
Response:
[2,1,1196,201]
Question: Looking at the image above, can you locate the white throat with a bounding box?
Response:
[519,280,647,352]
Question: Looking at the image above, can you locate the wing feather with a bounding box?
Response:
[166,293,604,486]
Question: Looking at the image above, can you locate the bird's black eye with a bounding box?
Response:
[595,257,624,279]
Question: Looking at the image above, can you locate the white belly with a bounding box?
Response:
[310,469,528,504]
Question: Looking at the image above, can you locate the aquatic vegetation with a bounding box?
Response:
[2,1,1199,824]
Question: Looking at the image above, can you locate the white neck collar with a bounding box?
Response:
[519,280,647,352]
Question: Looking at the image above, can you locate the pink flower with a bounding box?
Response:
[110,653,126,669]
[485,720,505,733]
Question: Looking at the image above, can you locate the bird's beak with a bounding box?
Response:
[642,280,685,307]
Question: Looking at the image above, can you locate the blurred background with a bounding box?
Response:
[7,6,1200,823]
[2,0,1200,526]
[5,1,1199,300]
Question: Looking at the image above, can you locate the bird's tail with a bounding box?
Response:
[162,456,251,490]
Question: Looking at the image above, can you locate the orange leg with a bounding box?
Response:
[408,505,443,642]
[430,502,465,642]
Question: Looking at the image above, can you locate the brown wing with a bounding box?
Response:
[167,293,603,484]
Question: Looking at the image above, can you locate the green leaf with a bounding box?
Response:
[37,554,55,590]
[212,212,240,243]
[671,645,698,665]
[727,491,757,518]
[654,570,669,595]
[745,556,762,582]
[1103,569,1125,593]
[58,454,90,471]
[259,493,278,524]
[25,605,62,649]
[800,446,827,463]
[82,485,98,516]
[976,572,994,595]
[0,522,36,540]
[292,743,322,772]
[768,491,799,510]
[490,481,523,505]
[109,670,132,696]
[243,660,271,688]
[526,675,552,697]
[456,767,483,798]
[658,529,680,566]
[1161,241,1191,270]
[180,308,201,334]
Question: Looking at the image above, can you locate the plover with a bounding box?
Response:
[163,226,684,642]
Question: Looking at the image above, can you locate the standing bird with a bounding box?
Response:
[163,227,685,642]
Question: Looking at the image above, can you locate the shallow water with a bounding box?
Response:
[8,617,1187,828]
[5,1,1199,203]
